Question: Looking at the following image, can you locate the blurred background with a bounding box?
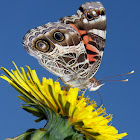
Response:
[0,0,139,139]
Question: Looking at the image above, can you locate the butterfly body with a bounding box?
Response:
[23,2,106,91]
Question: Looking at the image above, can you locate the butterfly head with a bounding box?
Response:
[88,77,104,91]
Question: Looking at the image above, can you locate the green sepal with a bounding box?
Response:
[5,129,36,140]
[5,96,86,140]
[31,128,48,140]
[17,95,32,104]
[22,105,44,117]
[64,102,70,116]
[34,116,45,122]
[21,103,48,122]
[43,109,85,140]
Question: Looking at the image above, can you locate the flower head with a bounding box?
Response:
[1,62,127,140]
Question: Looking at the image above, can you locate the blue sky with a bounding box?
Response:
[0,0,139,139]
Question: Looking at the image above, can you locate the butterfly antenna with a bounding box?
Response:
[96,90,103,109]
[98,70,134,82]
[100,79,129,82]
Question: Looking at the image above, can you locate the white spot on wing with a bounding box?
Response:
[77,10,83,17]
[83,18,88,24]
[89,6,93,9]
[92,11,96,15]
[100,51,104,57]
[89,29,106,39]
[65,33,69,39]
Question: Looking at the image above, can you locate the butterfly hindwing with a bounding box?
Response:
[23,1,106,90]
[23,22,90,79]
[59,1,106,79]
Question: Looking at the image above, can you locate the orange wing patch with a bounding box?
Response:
[70,23,99,63]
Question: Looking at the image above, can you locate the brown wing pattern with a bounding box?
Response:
[23,22,90,78]
[59,1,106,78]
[23,2,106,89]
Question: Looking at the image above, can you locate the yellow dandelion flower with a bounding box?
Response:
[0,62,127,140]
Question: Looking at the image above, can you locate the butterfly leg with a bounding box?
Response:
[55,77,60,82]
[96,90,103,109]
[78,88,88,92]
[84,88,88,92]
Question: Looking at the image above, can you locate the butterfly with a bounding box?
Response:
[23,1,106,91]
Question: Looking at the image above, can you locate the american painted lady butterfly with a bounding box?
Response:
[23,1,106,91]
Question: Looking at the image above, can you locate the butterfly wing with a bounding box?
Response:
[59,1,106,79]
[23,1,106,89]
[23,22,90,79]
